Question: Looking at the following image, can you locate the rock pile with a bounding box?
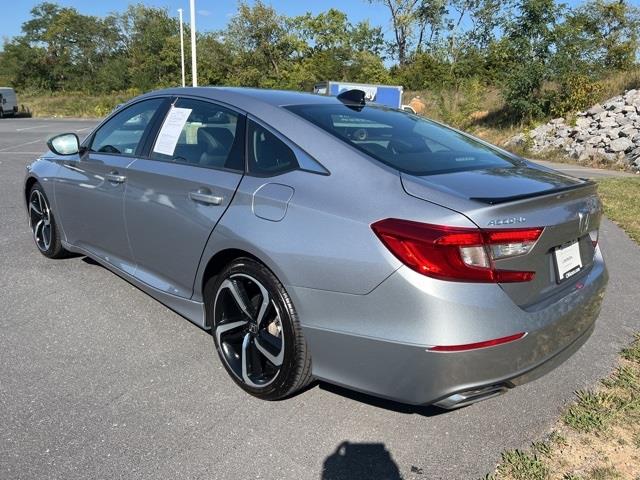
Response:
[507,89,640,170]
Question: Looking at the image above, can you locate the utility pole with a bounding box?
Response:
[178,8,185,88]
[189,0,198,87]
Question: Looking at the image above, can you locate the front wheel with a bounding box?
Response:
[206,257,312,400]
[28,183,68,258]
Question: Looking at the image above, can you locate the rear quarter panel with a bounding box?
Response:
[193,153,475,300]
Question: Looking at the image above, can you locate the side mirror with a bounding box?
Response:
[47,133,80,156]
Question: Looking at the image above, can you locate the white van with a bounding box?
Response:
[0,88,19,118]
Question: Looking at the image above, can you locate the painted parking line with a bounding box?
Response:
[0,151,44,154]
[0,138,45,152]
[15,124,52,132]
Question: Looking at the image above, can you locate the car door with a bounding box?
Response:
[53,97,167,273]
[123,97,245,298]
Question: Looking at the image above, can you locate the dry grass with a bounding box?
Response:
[487,335,640,479]
[404,85,505,127]
[545,421,639,478]
[598,68,640,103]
[17,90,137,118]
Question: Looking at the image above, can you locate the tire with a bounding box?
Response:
[28,183,69,259]
[206,257,312,400]
[0,109,4,119]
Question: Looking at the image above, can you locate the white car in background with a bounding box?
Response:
[0,88,19,118]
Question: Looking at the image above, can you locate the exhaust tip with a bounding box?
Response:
[434,384,509,409]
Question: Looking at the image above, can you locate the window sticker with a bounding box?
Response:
[152,106,192,156]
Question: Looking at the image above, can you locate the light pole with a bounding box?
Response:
[189,0,198,87]
[178,8,185,87]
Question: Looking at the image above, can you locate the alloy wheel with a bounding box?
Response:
[214,273,285,388]
[29,189,52,252]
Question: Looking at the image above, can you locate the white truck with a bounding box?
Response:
[0,88,19,118]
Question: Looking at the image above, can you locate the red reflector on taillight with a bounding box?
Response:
[428,332,526,352]
[371,218,542,283]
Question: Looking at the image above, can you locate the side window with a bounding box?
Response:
[90,98,164,155]
[150,98,244,171]
[247,120,299,176]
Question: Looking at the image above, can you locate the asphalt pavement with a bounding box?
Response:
[1,118,638,479]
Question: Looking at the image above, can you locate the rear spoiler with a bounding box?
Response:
[470,180,596,205]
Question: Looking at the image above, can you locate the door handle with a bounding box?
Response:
[189,189,224,205]
[106,171,126,184]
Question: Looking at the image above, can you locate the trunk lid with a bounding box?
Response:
[401,163,602,307]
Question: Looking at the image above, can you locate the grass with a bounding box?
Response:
[487,336,640,480]
[562,390,623,433]
[622,335,640,363]
[598,68,640,104]
[493,450,549,480]
[596,178,640,244]
[15,90,137,118]
[488,183,640,479]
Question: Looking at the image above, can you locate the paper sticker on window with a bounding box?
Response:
[153,106,192,156]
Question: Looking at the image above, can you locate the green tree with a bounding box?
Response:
[196,33,233,87]
[223,1,299,88]
[291,9,386,88]
[501,0,562,121]
[555,0,640,74]
[2,2,127,92]
[114,5,180,91]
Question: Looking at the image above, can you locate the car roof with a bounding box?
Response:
[143,86,343,108]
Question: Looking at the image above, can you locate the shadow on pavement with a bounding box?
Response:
[322,441,402,480]
[81,256,101,265]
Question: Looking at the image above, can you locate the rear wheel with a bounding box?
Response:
[28,183,68,258]
[206,257,312,400]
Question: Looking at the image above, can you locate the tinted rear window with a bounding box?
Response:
[285,104,521,175]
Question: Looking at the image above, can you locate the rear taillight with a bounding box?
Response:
[371,218,543,283]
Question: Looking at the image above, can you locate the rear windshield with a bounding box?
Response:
[285,104,522,175]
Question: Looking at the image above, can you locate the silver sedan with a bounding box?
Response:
[24,87,608,408]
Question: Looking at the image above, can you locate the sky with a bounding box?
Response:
[0,0,593,53]
[0,0,396,43]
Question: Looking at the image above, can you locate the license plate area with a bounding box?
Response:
[554,239,583,283]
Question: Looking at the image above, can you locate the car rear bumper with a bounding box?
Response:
[294,249,608,406]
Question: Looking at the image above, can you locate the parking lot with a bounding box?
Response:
[1,118,638,479]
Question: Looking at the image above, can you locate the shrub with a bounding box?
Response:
[549,74,603,117]
[503,61,549,123]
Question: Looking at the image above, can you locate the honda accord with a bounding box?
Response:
[24,87,608,408]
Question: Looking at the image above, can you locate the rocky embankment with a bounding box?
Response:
[507,89,640,170]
